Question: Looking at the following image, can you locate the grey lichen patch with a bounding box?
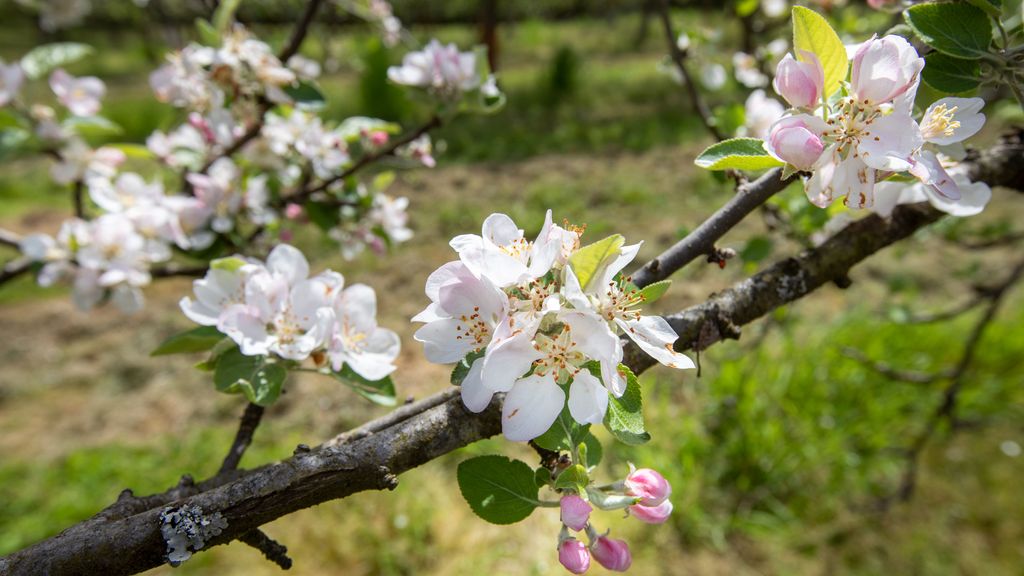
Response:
[159,505,228,567]
[775,269,809,301]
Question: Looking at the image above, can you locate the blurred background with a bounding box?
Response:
[1,1,1023,574]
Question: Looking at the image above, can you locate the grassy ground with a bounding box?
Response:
[1,12,1023,576]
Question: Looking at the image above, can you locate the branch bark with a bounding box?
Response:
[2,134,1021,575]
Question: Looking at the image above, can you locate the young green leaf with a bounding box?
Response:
[921,52,982,93]
[905,2,993,59]
[213,349,287,406]
[792,6,849,98]
[694,138,784,171]
[638,280,671,305]
[457,455,541,524]
[568,234,625,291]
[20,43,94,79]
[151,326,226,357]
[451,350,485,386]
[63,116,123,139]
[603,365,651,445]
[329,365,398,406]
[212,0,243,32]
[582,433,603,467]
[534,406,591,452]
[554,464,590,492]
[195,18,220,46]
[285,81,326,107]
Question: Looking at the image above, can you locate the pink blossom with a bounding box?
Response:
[560,495,592,531]
[766,116,826,171]
[558,539,591,574]
[773,52,824,108]
[284,203,304,220]
[590,536,631,572]
[369,130,390,146]
[630,499,673,524]
[850,35,923,106]
[624,467,672,506]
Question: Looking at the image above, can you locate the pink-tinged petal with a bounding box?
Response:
[460,357,494,413]
[909,151,961,201]
[629,499,673,524]
[480,212,523,247]
[625,468,672,506]
[343,328,400,381]
[568,370,609,425]
[773,52,824,108]
[590,537,632,572]
[266,243,309,285]
[414,318,476,364]
[766,115,826,171]
[925,173,990,216]
[560,495,593,531]
[423,260,472,301]
[618,315,695,370]
[501,374,565,442]
[558,539,591,574]
[437,272,508,320]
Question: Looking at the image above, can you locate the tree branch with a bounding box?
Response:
[219,403,266,474]
[277,0,324,62]
[656,0,723,141]
[3,135,1021,575]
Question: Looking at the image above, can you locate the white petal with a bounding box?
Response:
[460,357,493,413]
[414,318,474,364]
[568,371,609,425]
[267,244,309,285]
[926,175,990,217]
[501,374,565,442]
[859,113,921,172]
[481,329,542,393]
[345,329,401,381]
[619,316,695,370]
[481,213,523,247]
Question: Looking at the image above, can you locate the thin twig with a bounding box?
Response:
[282,115,442,206]
[151,264,208,278]
[278,0,325,61]
[629,167,793,287]
[656,0,723,141]
[902,297,985,324]
[841,347,952,384]
[73,180,86,219]
[238,529,293,570]
[0,258,33,287]
[882,257,1024,507]
[0,228,22,249]
[219,402,266,474]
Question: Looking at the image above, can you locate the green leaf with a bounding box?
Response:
[212,0,243,32]
[451,350,485,386]
[329,365,397,406]
[694,138,784,171]
[740,236,774,263]
[151,326,226,356]
[638,280,671,305]
[904,2,993,59]
[195,18,220,46]
[582,432,603,467]
[213,349,287,406]
[554,464,589,492]
[194,338,237,372]
[568,234,624,291]
[921,52,982,93]
[285,81,326,106]
[792,6,849,98]
[603,365,650,445]
[108,143,156,159]
[63,116,122,137]
[211,256,246,272]
[0,128,30,162]
[534,466,552,488]
[457,455,541,524]
[20,43,94,79]
[305,201,341,232]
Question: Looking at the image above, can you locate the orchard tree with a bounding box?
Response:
[0,0,1022,573]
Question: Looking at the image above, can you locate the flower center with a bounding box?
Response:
[454,306,491,350]
[921,104,961,140]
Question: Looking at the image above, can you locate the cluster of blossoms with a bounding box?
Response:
[556,467,673,573]
[15,0,92,32]
[387,39,501,107]
[180,244,400,380]
[765,35,991,214]
[414,211,694,441]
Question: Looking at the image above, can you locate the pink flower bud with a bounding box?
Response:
[766,116,825,171]
[773,52,824,108]
[560,495,593,531]
[624,468,672,506]
[369,130,390,146]
[279,229,294,243]
[630,499,673,524]
[558,538,591,574]
[284,203,304,220]
[850,35,924,106]
[188,112,216,143]
[590,536,632,572]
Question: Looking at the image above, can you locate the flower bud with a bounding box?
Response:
[630,499,673,524]
[284,203,304,220]
[773,52,824,108]
[591,536,632,572]
[766,116,825,171]
[558,538,591,574]
[369,130,390,146]
[850,35,924,106]
[560,494,593,531]
[624,468,672,507]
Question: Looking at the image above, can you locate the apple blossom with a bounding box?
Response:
[733,52,768,88]
[919,98,986,146]
[387,39,480,99]
[873,168,991,218]
[773,52,824,109]
[740,89,784,139]
[0,59,24,107]
[51,140,126,186]
[50,69,105,117]
[558,538,591,574]
[560,495,593,531]
[180,258,259,327]
[766,116,826,172]
[590,536,632,572]
[326,283,401,381]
